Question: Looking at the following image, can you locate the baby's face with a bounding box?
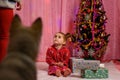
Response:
[53,33,65,45]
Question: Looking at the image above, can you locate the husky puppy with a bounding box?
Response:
[0,14,42,80]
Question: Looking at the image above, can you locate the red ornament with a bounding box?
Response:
[83,25,87,29]
[87,9,91,13]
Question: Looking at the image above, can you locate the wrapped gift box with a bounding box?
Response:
[95,68,108,78]
[70,57,84,73]
[84,69,96,78]
[82,68,108,78]
[70,57,100,73]
[82,60,100,70]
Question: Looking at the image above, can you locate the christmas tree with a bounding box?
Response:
[74,0,110,60]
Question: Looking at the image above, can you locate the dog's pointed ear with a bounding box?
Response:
[31,17,42,40]
[10,14,21,34]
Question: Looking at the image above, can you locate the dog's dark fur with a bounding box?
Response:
[0,14,42,80]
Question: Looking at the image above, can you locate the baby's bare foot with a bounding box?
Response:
[56,70,62,77]
[63,69,71,77]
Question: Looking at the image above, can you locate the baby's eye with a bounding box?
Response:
[58,36,61,38]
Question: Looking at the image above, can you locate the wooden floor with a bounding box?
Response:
[36,61,120,80]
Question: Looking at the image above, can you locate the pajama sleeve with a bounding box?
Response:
[63,48,70,66]
[46,48,56,66]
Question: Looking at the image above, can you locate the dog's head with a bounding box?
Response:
[7,14,42,61]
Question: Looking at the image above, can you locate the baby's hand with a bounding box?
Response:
[57,62,64,67]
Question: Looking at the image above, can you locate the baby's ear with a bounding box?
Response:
[10,14,21,34]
